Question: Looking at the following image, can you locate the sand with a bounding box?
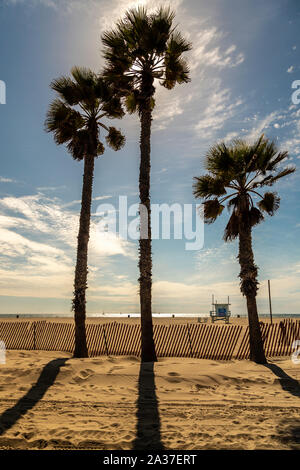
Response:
[0,315,288,326]
[0,350,299,450]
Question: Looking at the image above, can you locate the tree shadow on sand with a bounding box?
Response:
[0,357,68,435]
[132,362,164,450]
[264,363,300,449]
[276,418,300,449]
[263,363,300,398]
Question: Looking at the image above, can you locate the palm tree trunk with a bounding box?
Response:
[238,226,267,364]
[139,100,157,363]
[73,154,94,358]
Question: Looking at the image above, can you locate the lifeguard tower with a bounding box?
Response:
[210,295,231,323]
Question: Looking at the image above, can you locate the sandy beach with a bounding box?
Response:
[0,315,290,326]
[0,350,299,450]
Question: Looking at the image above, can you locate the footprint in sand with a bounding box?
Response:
[126,356,139,362]
[79,369,93,378]
[72,369,94,382]
[166,376,182,384]
[168,372,181,377]
[108,366,125,374]
[22,432,34,440]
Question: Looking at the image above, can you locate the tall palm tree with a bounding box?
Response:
[102,6,191,362]
[45,67,125,358]
[193,135,295,364]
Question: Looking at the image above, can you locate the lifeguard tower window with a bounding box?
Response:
[217,307,227,316]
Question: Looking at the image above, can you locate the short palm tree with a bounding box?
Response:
[102,6,191,362]
[193,135,295,364]
[45,67,125,358]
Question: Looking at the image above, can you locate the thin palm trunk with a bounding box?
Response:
[139,98,157,363]
[238,226,266,364]
[73,154,95,358]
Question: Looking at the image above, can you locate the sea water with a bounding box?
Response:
[0,313,299,319]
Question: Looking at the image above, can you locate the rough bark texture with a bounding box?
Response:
[138,88,157,363]
[73,154,95,358]
[238,225,267,364]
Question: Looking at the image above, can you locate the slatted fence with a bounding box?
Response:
[0,319,299,360]
[236,319,300,359]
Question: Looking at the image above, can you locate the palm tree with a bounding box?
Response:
[193,135,295,364]
[45,67,125,358]
[102,6,191,362]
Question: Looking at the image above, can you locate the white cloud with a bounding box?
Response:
[244,111,279,141]
[0,193,135,299]
[37,185,67,191]
[287,65,294,73]
[63,194,112,208]
[195,82,243,138]
[190,28,244,71]
[152,92,185,131]
[5,0,184,20]
[0,176,16,183]
[222,131,239,142]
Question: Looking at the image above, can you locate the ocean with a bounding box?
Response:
[0,313,299,319]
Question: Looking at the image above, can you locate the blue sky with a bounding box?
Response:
[0,0,299,315]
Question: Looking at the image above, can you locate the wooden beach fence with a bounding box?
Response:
[0,319,299,359]
[0,321,34,350]
[236,319,300,359]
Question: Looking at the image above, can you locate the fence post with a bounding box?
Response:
[187,324,193,357]
[103,326,109,356]
[33,321,36,350]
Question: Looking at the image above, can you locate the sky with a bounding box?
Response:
[0,0,299,315]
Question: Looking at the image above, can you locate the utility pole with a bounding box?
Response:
[268,280,273,325]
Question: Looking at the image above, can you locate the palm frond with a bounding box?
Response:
[253,166,295,188]
[203,199,224,224]
[254,137,279,173]
[105,127,126,151]
[224,211,239,241]
[102,96,125,119]
[248,207,264,227]
[45,99,84,144]
[245,134,265,171]
[102,29,127,51]
[69,66,99,105]
[166,31,192,56]
[258,192,280,215]
[97,141,105,156]
[227,195,240,209]
[50,76,80,106]
[148,7,174,53]
[67,129,90,161]
[265,151,289,171]
[193,175,226,199]
[125,92,138,114]
[162,57,190,89]
[206,142,234,175]
[71,66,97,88]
